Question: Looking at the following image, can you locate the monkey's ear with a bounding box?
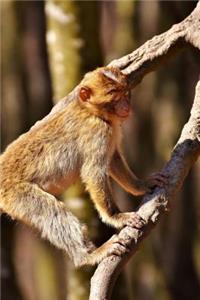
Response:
[79,86,92,102]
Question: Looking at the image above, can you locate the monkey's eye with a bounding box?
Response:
[107,89,117,95]
[79,86,92,101]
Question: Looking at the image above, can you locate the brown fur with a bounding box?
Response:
[0,67,150,266]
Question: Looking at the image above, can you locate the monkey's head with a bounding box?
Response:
[78,67,131,123]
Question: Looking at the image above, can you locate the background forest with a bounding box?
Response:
[1,1,200,300]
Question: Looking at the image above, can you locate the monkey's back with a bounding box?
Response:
[0,105,79,188]
[0,100,116,195]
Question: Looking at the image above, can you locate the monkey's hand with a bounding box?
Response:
[104,234,131,256]
[114,212,146,229]
[145,172,168,190]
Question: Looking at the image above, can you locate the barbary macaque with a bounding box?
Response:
[0,67,166,266]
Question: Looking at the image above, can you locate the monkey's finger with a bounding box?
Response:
[150,179,165,187]
[116,237,132,251]
[130,213,146,225]
[126,220,144,229]
[150,173,169,184]
[126,219,145,229]
[110,235,131,250]
[151,179,165,188]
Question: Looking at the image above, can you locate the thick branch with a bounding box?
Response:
[89,2,200,299]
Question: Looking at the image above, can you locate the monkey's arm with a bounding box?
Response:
[81,161,144,229]
[109,150,148,196]
[109,150,167,196]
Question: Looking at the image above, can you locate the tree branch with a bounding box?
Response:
[109,1,200,87]
[89,3,200,300]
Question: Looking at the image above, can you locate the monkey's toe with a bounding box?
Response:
[108,238,129,256]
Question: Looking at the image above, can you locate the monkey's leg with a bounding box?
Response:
[0,183,129,266]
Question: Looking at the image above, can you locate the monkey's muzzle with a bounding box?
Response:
[115,98,131,118]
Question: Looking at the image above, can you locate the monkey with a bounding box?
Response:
[0,67,166,267]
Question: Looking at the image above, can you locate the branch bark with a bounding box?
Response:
[109,1,200,87]
[89,2,200,300]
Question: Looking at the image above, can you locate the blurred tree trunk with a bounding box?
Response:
[46,1,105,299]
[14,1,53,126]
[1,1,67,300]
[1,2,28,300]
[1,218,23,300]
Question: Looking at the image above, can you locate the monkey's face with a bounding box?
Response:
[78,67,131,123]
[103,88,131,119]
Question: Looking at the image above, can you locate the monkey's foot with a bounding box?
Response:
[146,172,168,188]
[85,234,131,265]
[105,234,131,256]
[116,212,146,229]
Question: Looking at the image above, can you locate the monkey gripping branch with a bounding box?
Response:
[89,2,200,300]
[0,2,199,300]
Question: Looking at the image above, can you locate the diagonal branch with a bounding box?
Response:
[89,2,200,300]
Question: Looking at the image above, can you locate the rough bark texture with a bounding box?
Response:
[89,2,200,300]
[109,1,200,85]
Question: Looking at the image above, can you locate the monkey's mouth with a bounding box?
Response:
[115,99,131,118]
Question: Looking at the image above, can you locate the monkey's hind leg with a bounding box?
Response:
[0,182,95,266]
[0,183,129,267]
